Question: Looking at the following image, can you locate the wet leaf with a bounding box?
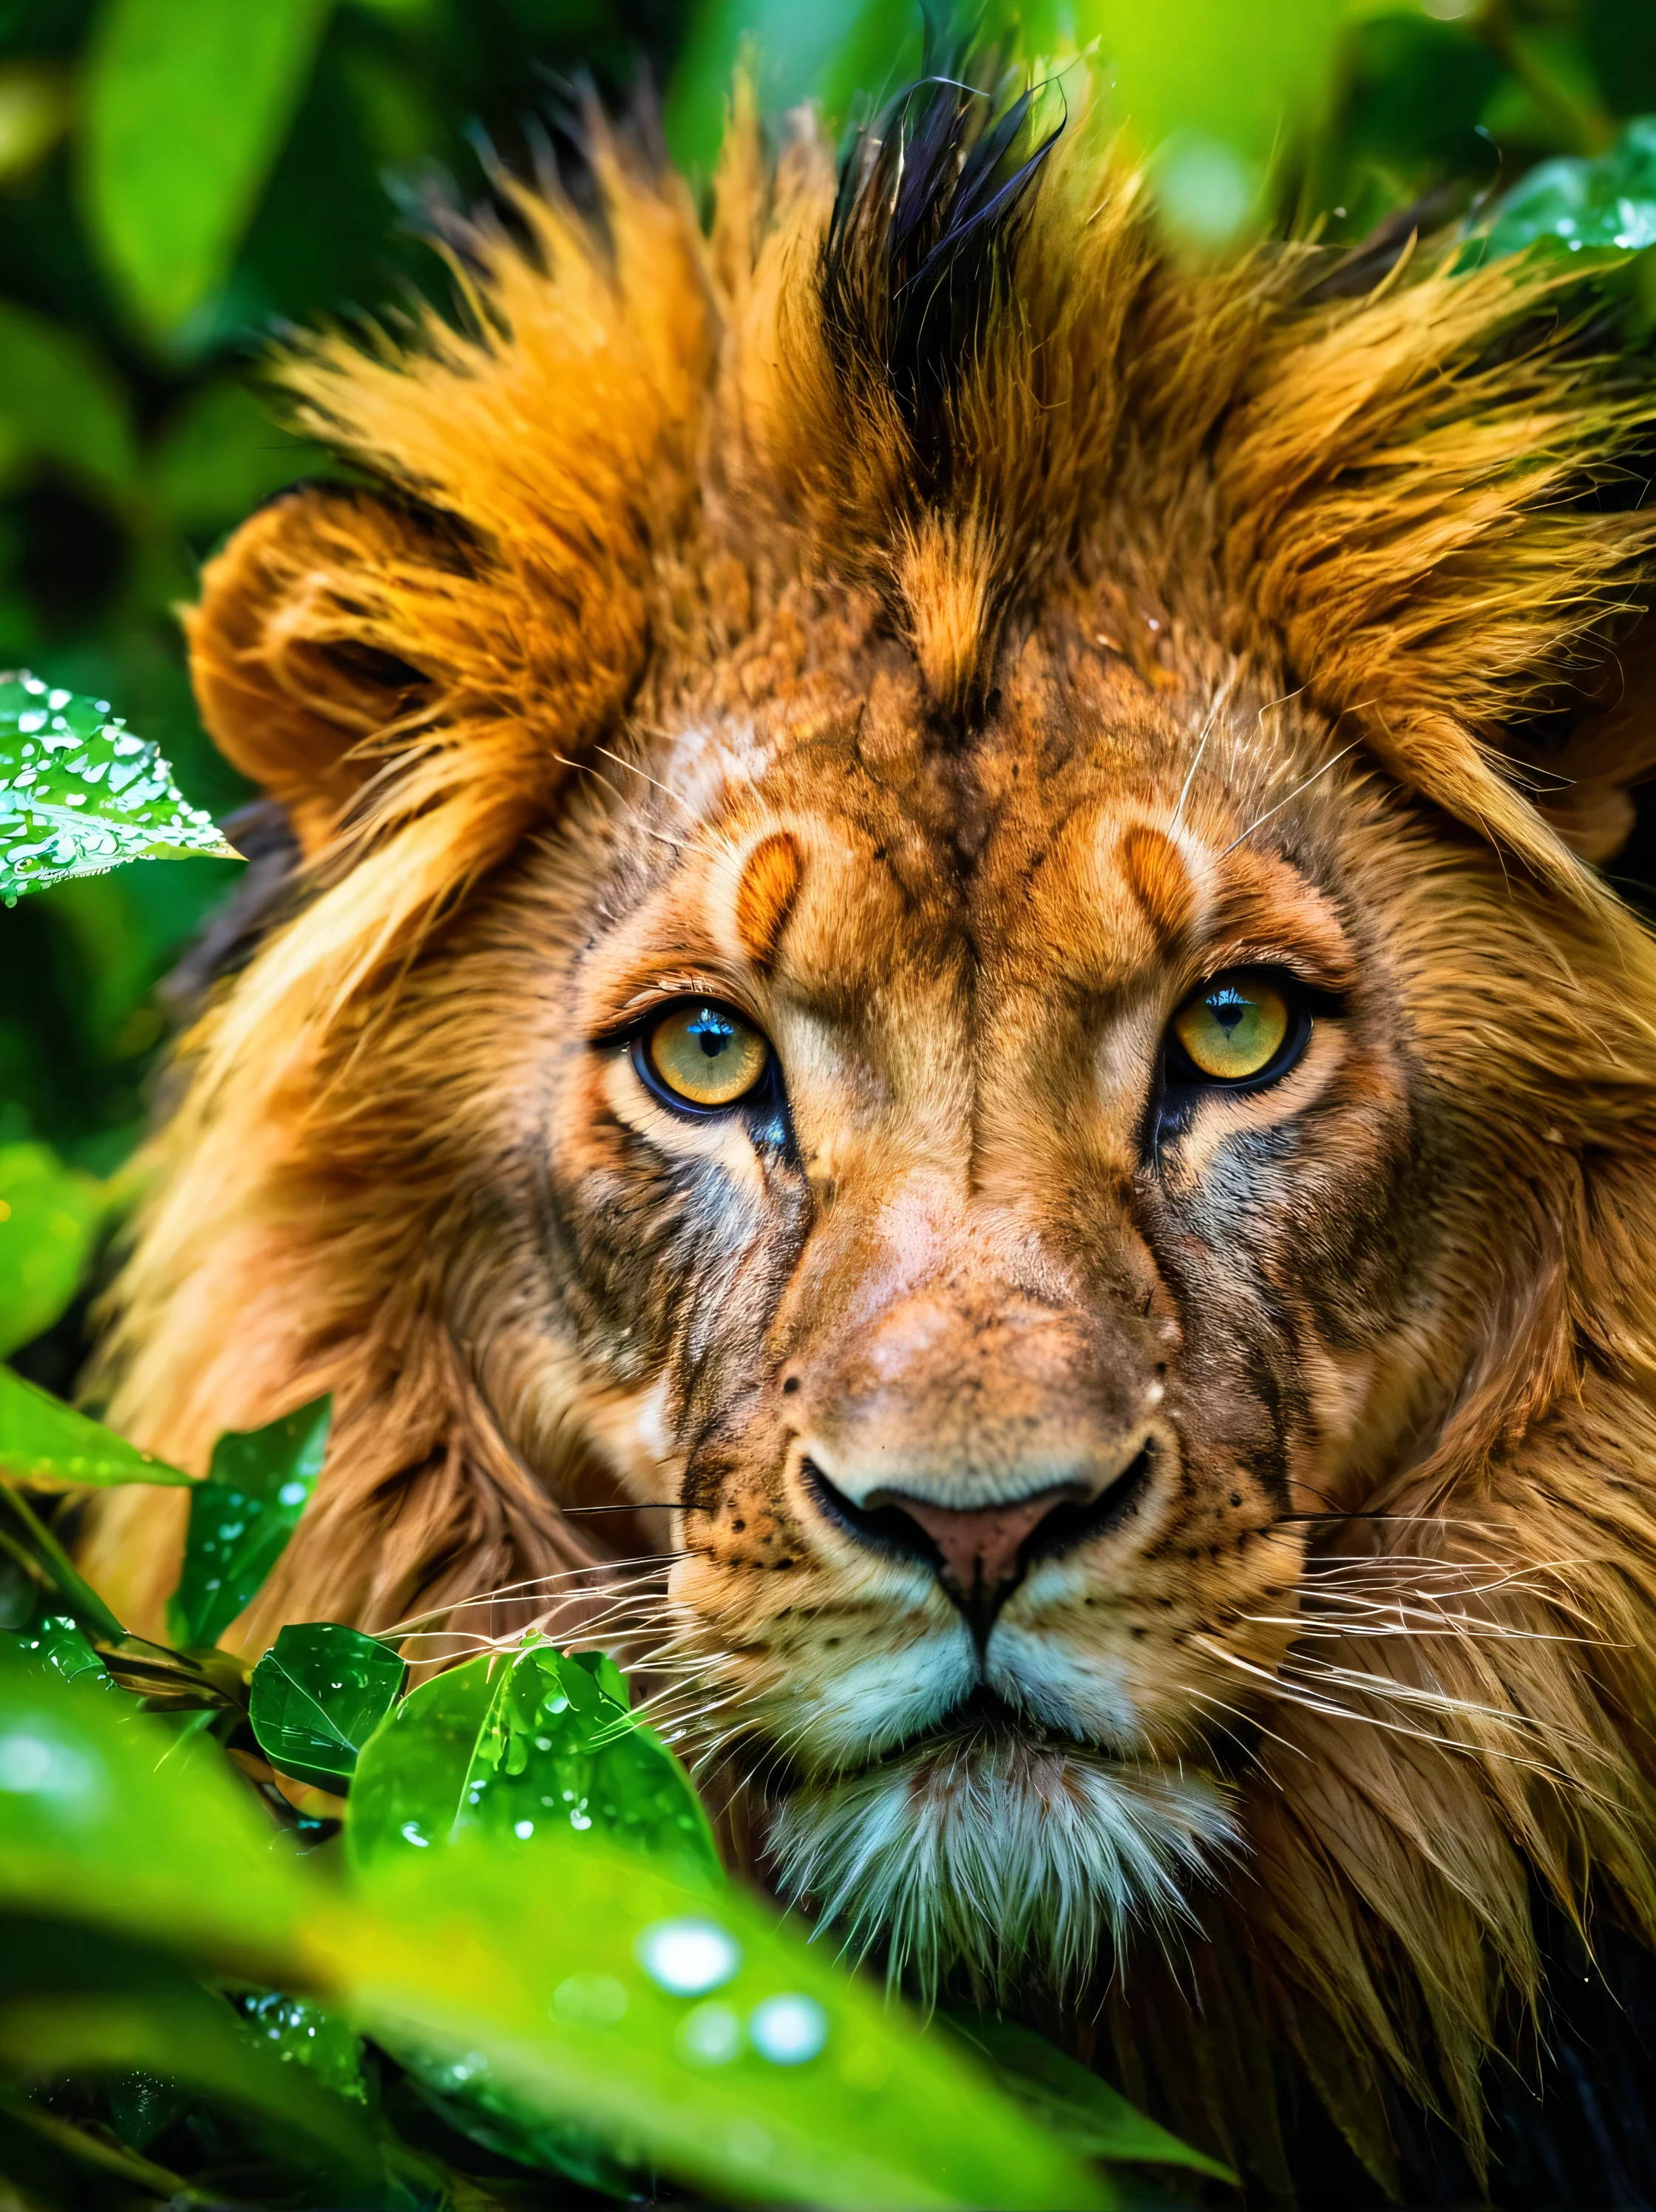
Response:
[0,1657,1113,2209]
[0,1142,106,1357]
[356,1837,1118,2211]
[81,0,336,343]
[0,1365,190,1490]
[1478,115,1656,261]
[106,2068,191,2151]
[167,1396,330,1649]
[0,1652,316,1981]
[250,1621,404,1793]
[0,1612,115,1694]
[347,1635,720,1881]
[233,1989,367,2105]
[0,674,237,905]
[944,2013,1237,2182]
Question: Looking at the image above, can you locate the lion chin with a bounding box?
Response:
[766,1716,1238,1998]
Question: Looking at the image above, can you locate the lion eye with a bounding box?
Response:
[1170,970,1292,1083]
[645,1002,770,1109]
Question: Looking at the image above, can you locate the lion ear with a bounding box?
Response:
[185,485,458,858]
[1528,623,1656,868]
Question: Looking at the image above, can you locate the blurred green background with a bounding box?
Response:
[4,0,1656,1182]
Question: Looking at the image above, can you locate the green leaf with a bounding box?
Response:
[943,2014,1237,2182]
[233,1989,368,2105]
[149,379,327,532]
[0,1656,1113,2208]
[347,1635,721,1881]
[1479,115,1656,262]
[0,1612,115,1692]
[0,1366,191,1490]
[0,1142,106,1356]
[0,673,237,905]
[167,1396,330,1649]
[106,2069,191,2151]
[0,301,136,498]
[1079,0,1348,245]
[664,0,921,175]
[0,1983,385,2202]
[354,1838,1118,2211]
[0,1482,126,1643]
[81,0,336,344]
[0,1655,315,1981]
[250,1621,404,1793]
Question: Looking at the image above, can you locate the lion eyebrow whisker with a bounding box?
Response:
[550,750,694,852]
[1217,738,1363,858]
[1168,661,1243,835]
[594,743,696,818]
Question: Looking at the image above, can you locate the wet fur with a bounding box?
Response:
[78,69,1656,2199]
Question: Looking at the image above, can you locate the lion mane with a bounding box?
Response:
[78,61,1656,2199]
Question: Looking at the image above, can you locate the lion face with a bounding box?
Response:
[455,620,1456,1984]
[89,71,1656,2168]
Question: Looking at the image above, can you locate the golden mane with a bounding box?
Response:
[81,75,1656,2195]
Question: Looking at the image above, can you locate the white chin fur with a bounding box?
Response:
[767,1727,1238,1997]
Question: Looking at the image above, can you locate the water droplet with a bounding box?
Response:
[552,1974,628,2026]
[676,2002,742,2066]
[513,1818,535,1839]
[749,1993,828,2064]
[636,1918,742,1995]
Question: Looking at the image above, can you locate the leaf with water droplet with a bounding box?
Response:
[249,1621,404,1794]
[1473,117,1656,266]
[0,1365,191,1493]
[348,1635,719,1880]
[167,1397,330,1649]
[0,671,238,903]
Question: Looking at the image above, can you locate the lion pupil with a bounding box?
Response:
[690,1011,733,1059]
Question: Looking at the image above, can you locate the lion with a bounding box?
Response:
[73,56,1656,2201]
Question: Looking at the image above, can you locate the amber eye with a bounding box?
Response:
[645,1002,770,1109]
[1170,970,1292,1083]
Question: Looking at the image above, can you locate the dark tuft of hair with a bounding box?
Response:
[821,30,1062,486]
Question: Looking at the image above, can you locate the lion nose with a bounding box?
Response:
[879,1487,1086,1607]
[802,1451,1154,1641]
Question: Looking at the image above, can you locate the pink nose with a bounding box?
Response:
[878,1486,1086,1605]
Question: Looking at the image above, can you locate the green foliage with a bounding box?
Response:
[0,673,235,904]
[0,1596,1126,2206]
[0,301,135,499]
[250,1620,404,1792]
[0,1475,125,1643]
[1082,0,1348,246]
[0,1144,107,1358]
[0,1365,189,1490]
[166,1395,330,1646]
[1481,113,1656,259]
[82,0,339,343]
[349,1635,722,1877]
[948,2012,1237,2182]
